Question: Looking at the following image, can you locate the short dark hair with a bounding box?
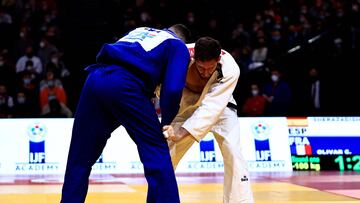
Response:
[169,24,191,43]
[194,37,221,61]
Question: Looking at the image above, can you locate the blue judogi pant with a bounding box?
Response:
[61,65,180,203]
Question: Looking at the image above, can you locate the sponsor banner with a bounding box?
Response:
[176,133,224,173]
[0,119,72,174]
[238,117,293,172]
[0,118,293,175]
[0,119,143,175]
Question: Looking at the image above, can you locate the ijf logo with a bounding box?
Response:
[28,122,47,163]
[186,133,223,171]
[14,122,60,172]
[199,133,216,162]
[252,121,272,161]
[252,122,270,141]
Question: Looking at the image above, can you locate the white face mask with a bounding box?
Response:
[271,74,279,82]
[23,78,31,85]
[40,41,45,48]
[17,97,26,104]
[51,57,58,64]
[251,90,259,96]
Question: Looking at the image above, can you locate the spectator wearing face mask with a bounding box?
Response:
[18,70,37,91]
[21,60,40,81]
[17,70,40,115]
[37,36,58,65]
[13,91,37,118]
[39,69,63,90]
[262,68,292,116]
[45,52,70,79]
[248,37,268,71]
[39,70,67,113]
[241,83,266,116]
[13,25,34,60]
[15,45,43,75]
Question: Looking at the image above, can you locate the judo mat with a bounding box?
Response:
[0,171,359,203]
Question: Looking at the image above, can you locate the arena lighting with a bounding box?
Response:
[287,33,324,54]
[287,45,301,54]
[308,34,322,44]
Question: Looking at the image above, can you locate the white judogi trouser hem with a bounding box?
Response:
[169,108,254,203]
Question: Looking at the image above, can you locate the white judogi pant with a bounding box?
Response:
[169,107,254,203]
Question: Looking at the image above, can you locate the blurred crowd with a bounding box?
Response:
[0,0,74,118]
[1,0,360,118]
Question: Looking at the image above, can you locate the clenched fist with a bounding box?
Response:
[163,125,191,142]
[163,125,176,141]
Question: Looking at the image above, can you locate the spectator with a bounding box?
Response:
[44,25,60,45]
[15,45,43,75]
[0,6,12,24]
[37,36,58,65]
[45,52,70,81]
[13,91,37,118]
[13,25,34,60]
[242,83,266,116]
[249,37,268,71]
[18,70,37,92]
[39,69,63,90]
[231,23,251,48]
[17,70,40,115]
[39,75,67,112]
[306,67,321,115]
[41,98,72,118]
[262,68,292,116]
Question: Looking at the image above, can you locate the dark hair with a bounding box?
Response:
[169,24,191,43]
[194,37,221,61]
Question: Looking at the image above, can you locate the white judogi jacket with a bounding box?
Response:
[175,43,240,142]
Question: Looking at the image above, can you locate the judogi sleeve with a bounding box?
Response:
[182,51,240,142]
[160,41,190,125]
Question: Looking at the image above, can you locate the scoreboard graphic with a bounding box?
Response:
[288,117,360,171]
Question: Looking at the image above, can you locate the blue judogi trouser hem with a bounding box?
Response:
[60,65,180,203]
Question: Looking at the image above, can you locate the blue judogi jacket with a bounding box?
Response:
[92,27,190,125]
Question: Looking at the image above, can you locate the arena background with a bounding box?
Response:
[0,0,359,116]
[57,0,360,116]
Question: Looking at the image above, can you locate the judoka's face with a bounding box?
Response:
[195,57,220,79]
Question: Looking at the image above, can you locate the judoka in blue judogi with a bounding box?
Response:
[60,24,191,203]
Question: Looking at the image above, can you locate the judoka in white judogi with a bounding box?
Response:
[163,37,254,203]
